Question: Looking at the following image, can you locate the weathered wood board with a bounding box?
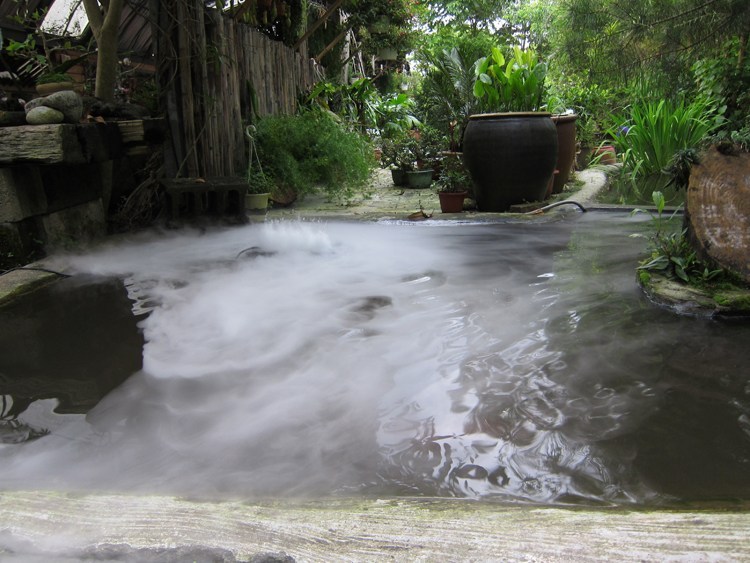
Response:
[1,492,749,561]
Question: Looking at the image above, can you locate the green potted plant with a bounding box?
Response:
[245,125,272,212]
[35,71,76,95]
[435,153,471,213]
[381,133,415,186]
[3,29,88,95]
[403,126,445,189]
[462,46,558,211]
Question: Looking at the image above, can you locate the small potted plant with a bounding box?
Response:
[245,125,272,212]
[381,133,414,186]
[435,154,471,212]
[404,127,444,189]
[246,168,273,211]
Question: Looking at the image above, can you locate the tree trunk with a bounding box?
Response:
[82,0,125,102]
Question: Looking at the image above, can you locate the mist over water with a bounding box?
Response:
[2,216,750,504]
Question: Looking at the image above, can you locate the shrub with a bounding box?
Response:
[255,112,376,203]
[608,98,722,180]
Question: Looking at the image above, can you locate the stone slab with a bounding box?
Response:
[0,267,59,306]
[0,165,48,222]
[0,124,85,165]
[0,219,44,271]
[39,198,106,249]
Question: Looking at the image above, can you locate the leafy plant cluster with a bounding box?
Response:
[1,6,88,85]
[692,37,750,150]
[635,191,725,287]
[303,77,419,138]
[473,46,548,113]
[380,126,446,172]
[435,154,471,194]
[609,98,723,181]
[254,111,375,203]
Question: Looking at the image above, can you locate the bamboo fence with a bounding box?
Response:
[155,1,322,179]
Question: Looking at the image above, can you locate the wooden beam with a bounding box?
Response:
[292,0,344,51]
[233,0,253,21]
[314,26,350,63]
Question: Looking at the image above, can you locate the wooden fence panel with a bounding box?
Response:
[158,3,321,178]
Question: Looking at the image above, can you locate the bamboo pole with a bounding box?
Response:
[292,0,344,51]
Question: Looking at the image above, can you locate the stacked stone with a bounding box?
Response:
[25,91,83,125]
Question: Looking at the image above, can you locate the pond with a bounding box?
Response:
[1,213,749,506]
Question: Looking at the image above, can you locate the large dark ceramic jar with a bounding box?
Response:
[462,112,558,211]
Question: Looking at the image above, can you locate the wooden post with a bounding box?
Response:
[292,0,344,51]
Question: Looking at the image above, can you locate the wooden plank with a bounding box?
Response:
[1,492,750,561]
[115,120,145,143]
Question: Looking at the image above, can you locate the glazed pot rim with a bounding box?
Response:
[551,113,578,123]
[468,112,552,120]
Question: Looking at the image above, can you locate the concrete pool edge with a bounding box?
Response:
[1,491,750,561]
[0,167,612,305]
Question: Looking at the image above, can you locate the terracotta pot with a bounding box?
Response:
[438,191,468,213]
[551,114,577,194]
[593,144,617,165]
[545,170,559,200]
[462,112,557,212]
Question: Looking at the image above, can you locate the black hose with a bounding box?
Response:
[525,200,587,215]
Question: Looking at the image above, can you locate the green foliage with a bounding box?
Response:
[633,191,725,286]
[554,0,749,94]
[350,0,417,62]
[380,133,415,171]
[663,148,700,191]
[379,126,446,171]
[693,37,750,150]
[246,168,274,195]
[415,0,511,34]
[255,112,375,203]
[435,154,470,193]
[609,98,722,180]
[473,46,548,113]
[35,71,73,84]
[304,78,419,138]
[546,75,621,146]
[416,46,482,140]
[1,5,89,83]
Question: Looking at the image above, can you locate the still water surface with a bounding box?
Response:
[1,213,749,505]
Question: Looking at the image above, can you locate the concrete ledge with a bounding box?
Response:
[1,492,749,561]
[0,268,60,305]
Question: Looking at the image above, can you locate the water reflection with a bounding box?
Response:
[0,217,748,505]
[0,276,143,446]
